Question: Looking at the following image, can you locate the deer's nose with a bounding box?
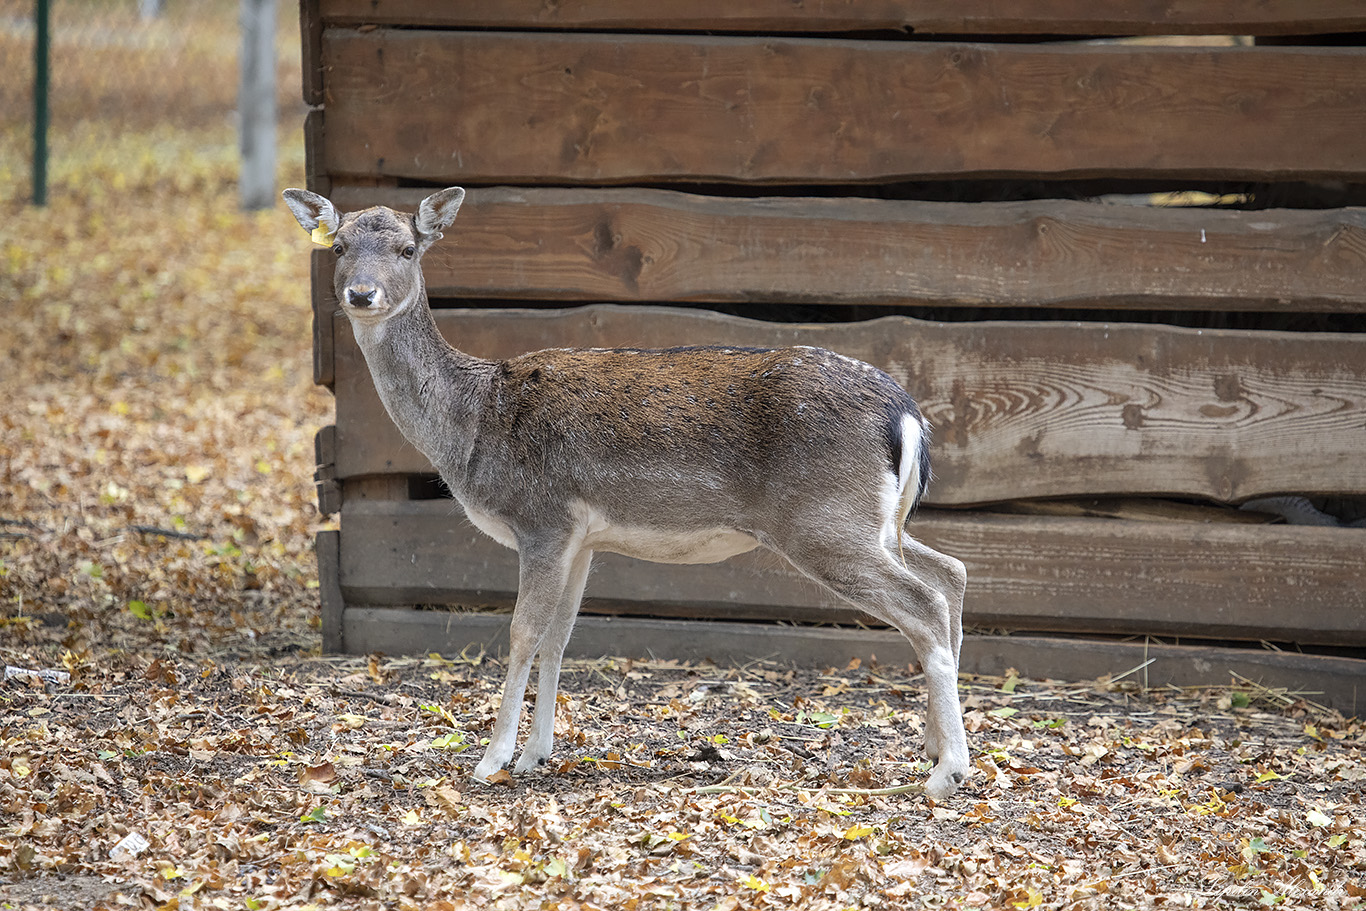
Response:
[347,286,378,308]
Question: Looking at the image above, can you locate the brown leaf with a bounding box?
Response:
[299,761,338,790]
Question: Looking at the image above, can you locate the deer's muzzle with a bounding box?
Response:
[346,285,381,309]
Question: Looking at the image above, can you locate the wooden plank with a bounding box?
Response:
[326,187,1366,313]
[991,497,1275,524]
[321,31,1366,184]
[337,611,1366,714]
[314,426,341,517]
[310,248,335,387]
[339,500,1366,646]
[317,530,344,653]
[316,0,1366,37]
[300,0,324,106]
[303,108,329,197]
[330,305,1366,504]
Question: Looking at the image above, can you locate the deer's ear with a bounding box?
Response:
[416,187,466,239]
[283,189,340,245]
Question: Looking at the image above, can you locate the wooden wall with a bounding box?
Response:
[302,1,1366,707]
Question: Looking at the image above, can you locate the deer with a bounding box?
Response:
[283,186,971,799]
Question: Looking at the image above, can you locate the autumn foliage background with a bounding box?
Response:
[2,4,1365,910]
[2,0,328,658]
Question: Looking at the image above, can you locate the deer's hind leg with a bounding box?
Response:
[778,529,969,800]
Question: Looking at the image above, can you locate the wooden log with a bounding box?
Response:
[333,610,1366,714]
[325,187,1366,314]
[338,500,1366,647]
[321,31,1366,184]
[315,0,1366,37]
[330,305,1366,504]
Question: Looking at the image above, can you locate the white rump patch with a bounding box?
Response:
[886,414,927,553]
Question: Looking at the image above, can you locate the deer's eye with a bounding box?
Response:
[332,243,344,256]
[401,245,416,259]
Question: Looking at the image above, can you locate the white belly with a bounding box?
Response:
[458,500,757,565]
[575,500,757,563]
[461,502,519,550]
[584,522,759,564]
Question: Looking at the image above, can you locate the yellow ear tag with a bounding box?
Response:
[311,224,337,247]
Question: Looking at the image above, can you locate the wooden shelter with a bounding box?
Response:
[300,2,1366,711]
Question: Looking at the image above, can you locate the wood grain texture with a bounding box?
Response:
[326,187,1366,313]
[310,248,335,386]
[335,612,1365,712]
[303,109,328,196]
[300,0,324,106]
[321,31,1366,184]
[316,530,344,653]
[315,0,1366,37]
[314,426,340,517]
[337,500,1366,646]
[330,305,1366,503]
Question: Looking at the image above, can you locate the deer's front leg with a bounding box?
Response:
[473,544,576,782]
[515,549,593,773]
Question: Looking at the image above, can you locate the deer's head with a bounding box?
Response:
[283,187,465,323]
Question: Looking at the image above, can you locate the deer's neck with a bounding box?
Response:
[350,290,493,479]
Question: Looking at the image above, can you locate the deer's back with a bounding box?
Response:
[456,344,923,537]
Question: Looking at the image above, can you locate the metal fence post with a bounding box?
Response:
[239,0,277,210]
[33,0,50,206]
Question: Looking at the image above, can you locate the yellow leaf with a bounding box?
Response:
[741,874,771,892]
[842,824,875,840]
[333,713,367,730]
[184,464,210,484]
[402,808,423,826]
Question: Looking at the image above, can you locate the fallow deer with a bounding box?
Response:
[284,187,970,798]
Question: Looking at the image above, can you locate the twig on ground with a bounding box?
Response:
[685,778,924,797]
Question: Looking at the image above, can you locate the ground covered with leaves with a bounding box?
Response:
[3,8,1365,909]
[0,651,1363,910]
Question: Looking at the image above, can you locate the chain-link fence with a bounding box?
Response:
[1,0,306,206]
